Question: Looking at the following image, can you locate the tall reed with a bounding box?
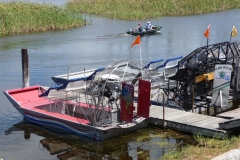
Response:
[0,2,85,36]
[66,0,240,20]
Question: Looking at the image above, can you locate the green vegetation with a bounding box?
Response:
[1,0,240,36]
[160,134,240,160]
[66,0,240,20]
[0,2,85,36]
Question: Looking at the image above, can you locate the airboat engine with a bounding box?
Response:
[94,80,121,101]
[92,60,143,101]
[169,41,240,114]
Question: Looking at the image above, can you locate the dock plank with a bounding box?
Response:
[149,105,229,139]
[216,108,240,130]
[217,108,240,119]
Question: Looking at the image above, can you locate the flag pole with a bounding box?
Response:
[230,25,238,42]
[130,35,142,68]
[230,26,233,42]
[139,42,142,70]
[230,25,233,42]
[131,35,142,69]
[204,24,210,46]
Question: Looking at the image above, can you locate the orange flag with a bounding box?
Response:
[231,25,238,37]
[131,35,141,47]
[204,24,210,38]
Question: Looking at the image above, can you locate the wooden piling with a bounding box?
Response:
[21,49,29,88]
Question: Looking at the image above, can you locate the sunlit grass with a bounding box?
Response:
[160,134,240,160]
[2,0,239,36]
[0,2,85,36]
[66,0,240,20]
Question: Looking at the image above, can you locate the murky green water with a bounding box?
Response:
[9,121,196,160]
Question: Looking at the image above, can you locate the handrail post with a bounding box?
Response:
[163,94,165,130]
[192,85,195,113]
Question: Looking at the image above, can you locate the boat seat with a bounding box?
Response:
[159,85,176,98]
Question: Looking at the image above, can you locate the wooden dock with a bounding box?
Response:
[217,107,240,119]
[217,108,240,130]
[148,105,230,139]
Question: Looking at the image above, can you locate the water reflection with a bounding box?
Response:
[6,121,196,160]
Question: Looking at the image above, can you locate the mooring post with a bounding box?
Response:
[167,79,170,101]
[192,85,195,113]
[207,103,210,115]
[214,105,217,115]
[21,49,29,88]
[163,94,165,130]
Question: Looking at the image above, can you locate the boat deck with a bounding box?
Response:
[8,86,91,125]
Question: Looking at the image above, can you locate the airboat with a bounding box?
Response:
[3,56,182,141]
[4,40,240,141]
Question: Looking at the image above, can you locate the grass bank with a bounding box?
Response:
[160,134,240,160]
[66,0,240,20]
[2,1,240,36]
[0,2,85,36]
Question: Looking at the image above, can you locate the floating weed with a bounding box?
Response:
[154,141,170,147]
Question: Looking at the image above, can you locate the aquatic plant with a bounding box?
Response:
[66,0,240,20]
[0,2,85,36]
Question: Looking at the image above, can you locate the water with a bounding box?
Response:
[3,122,195,160]
[0,1,240,159]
